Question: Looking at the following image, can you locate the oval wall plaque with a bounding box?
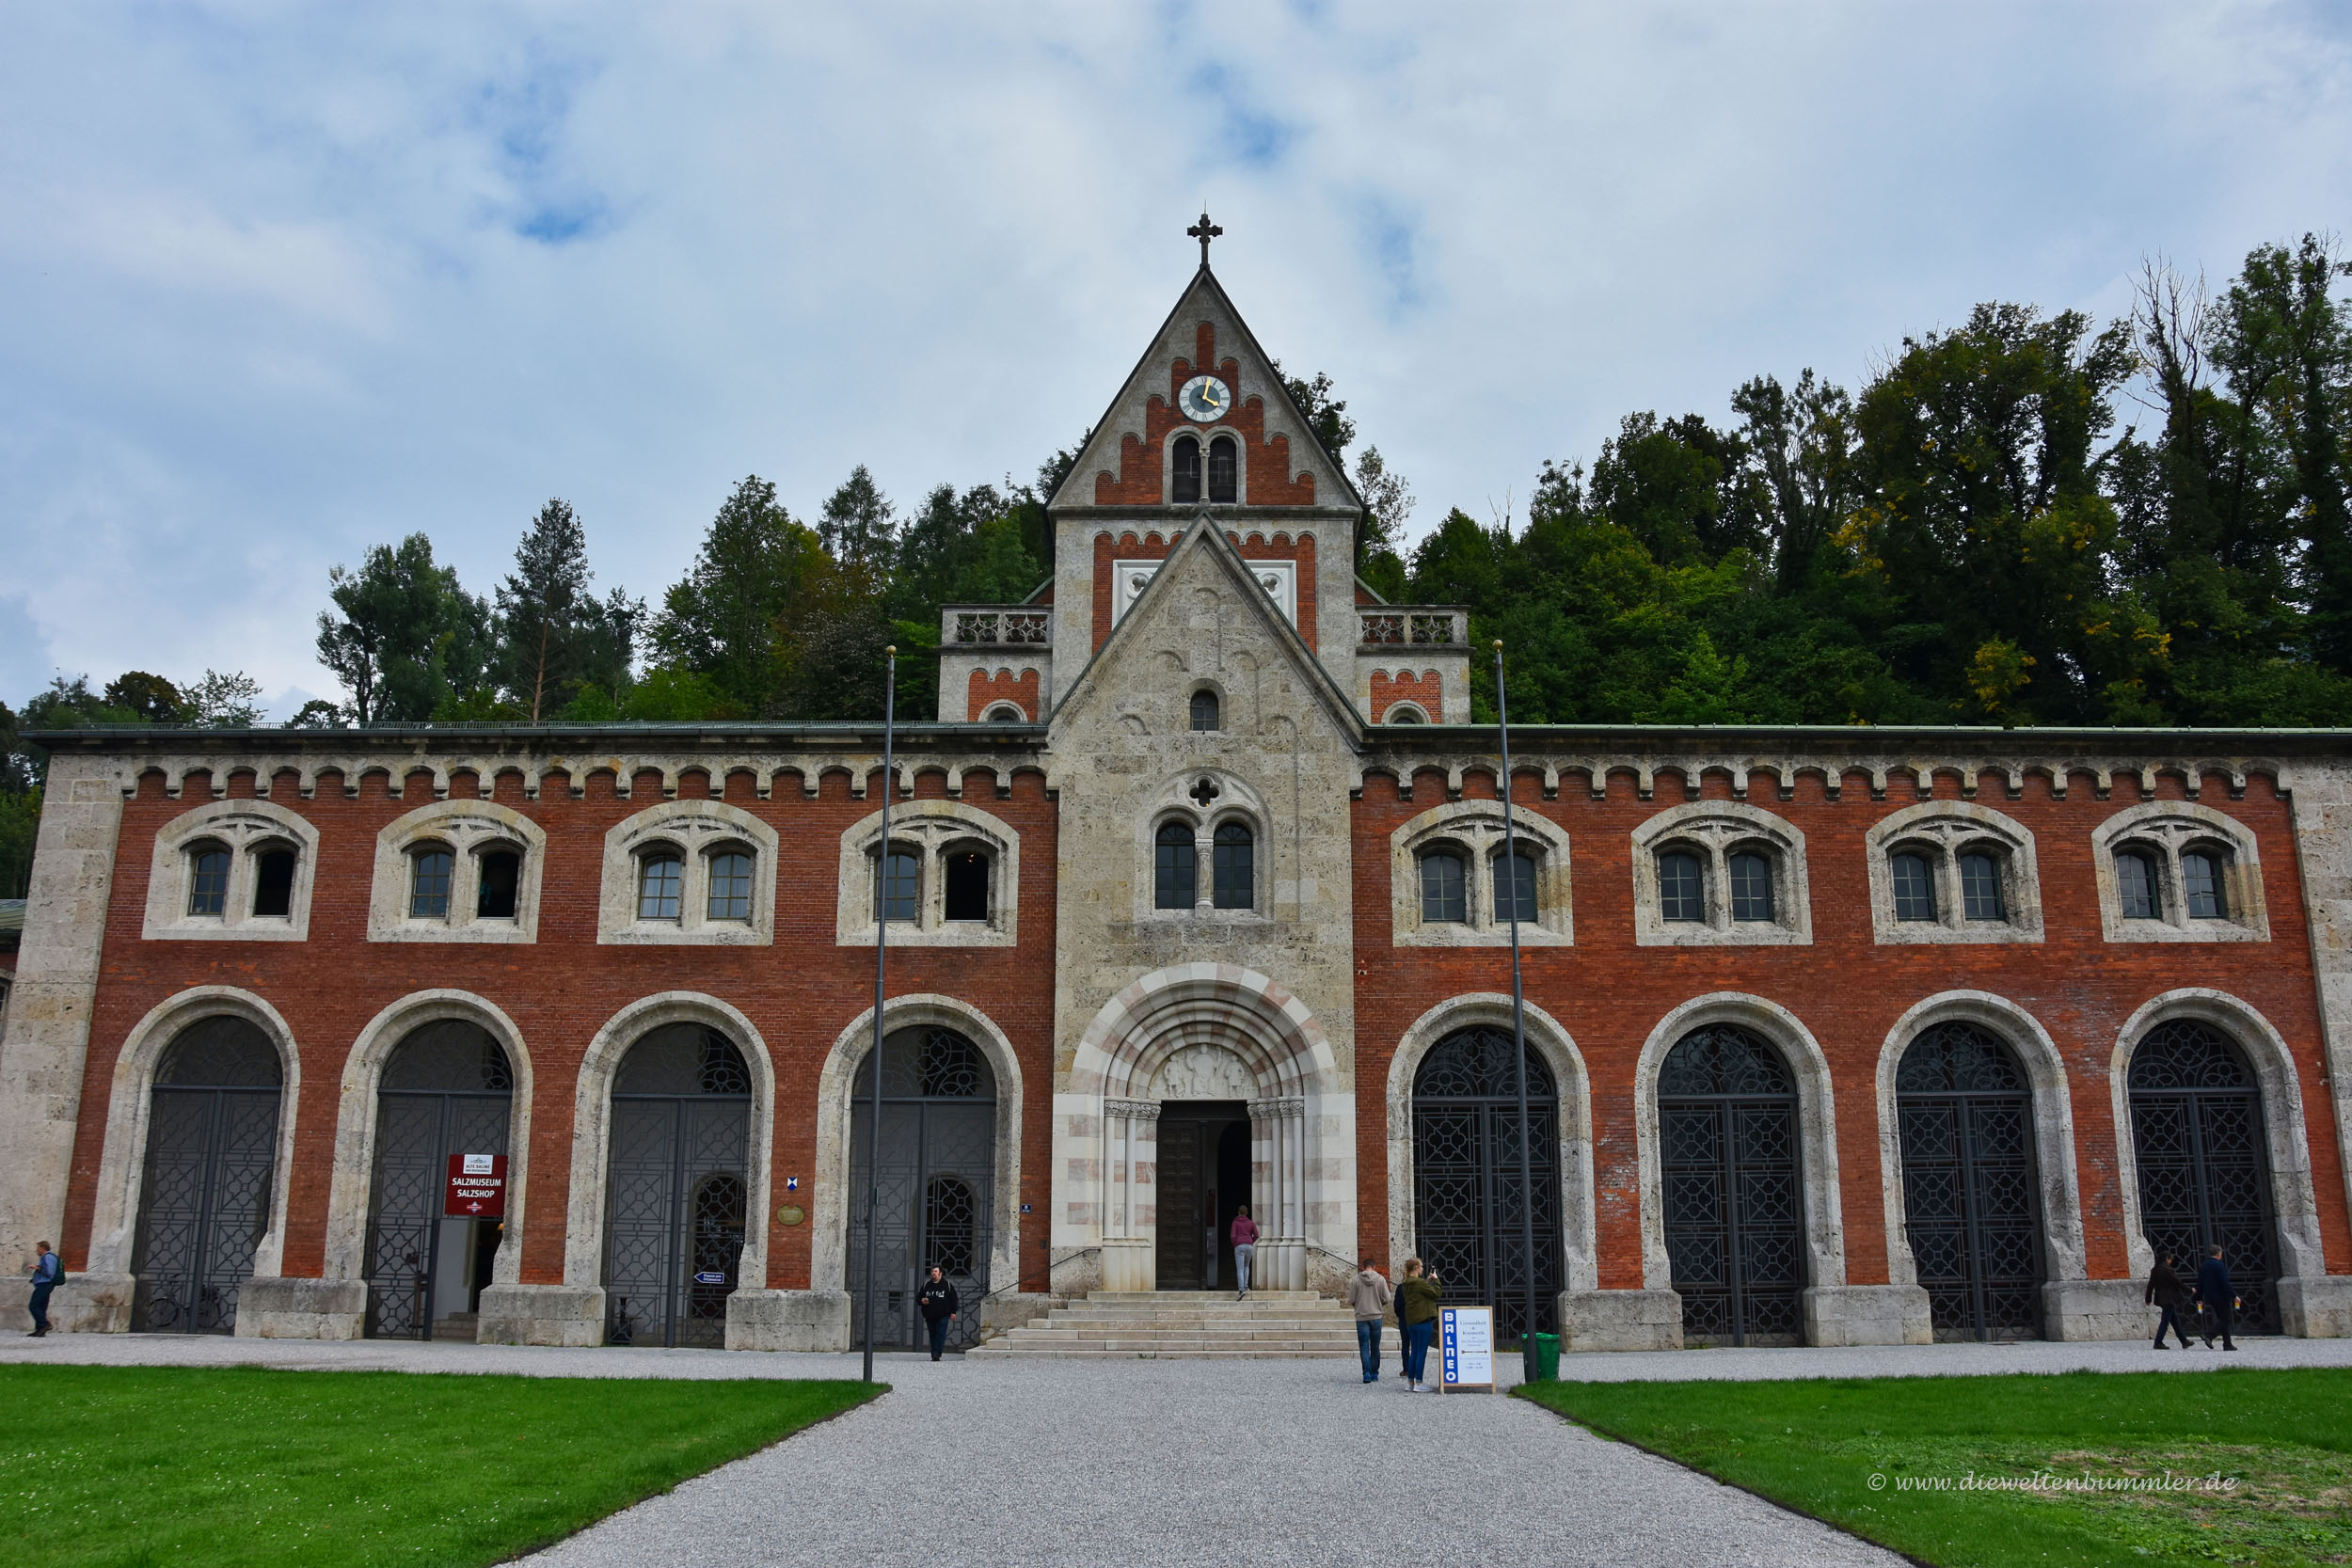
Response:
[777,1204,805,1227]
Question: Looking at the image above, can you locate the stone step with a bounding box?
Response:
[968,1344,1357,1359]
[431,1312,479,1343]
[995,1329,1359,1346]
[1083,1291,1323,1302]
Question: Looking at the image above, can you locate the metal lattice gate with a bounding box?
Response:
[363,1022,514,1339]
[130,1018,283,1335]
[850,1027,996,1352]
[1660,1024,1804,1346]
[1411,1026,1563,1342]
[2129,1020,2280,1335]
[603,1026,752,1349]
[1896,1022,2044,1341]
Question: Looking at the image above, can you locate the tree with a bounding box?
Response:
[1353,446,1416,590]
[1729,371,1857,593]
[493,499,644,721]
[818,466,897,567]
[1272,362,1355,461]
[286,699,348,728]
[315,533,492,725]
[103,672,186,724]
[185,670,266,727]
[649,476,824,716]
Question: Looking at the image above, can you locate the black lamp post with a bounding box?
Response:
[860,646,897,1384]
[1495,641,1540,1383]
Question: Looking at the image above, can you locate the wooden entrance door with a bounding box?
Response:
[1154,1101,1249,1290]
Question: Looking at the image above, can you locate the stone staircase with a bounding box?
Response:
[968,1291,1359,1359]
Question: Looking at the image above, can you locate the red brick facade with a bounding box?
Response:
[1089,321,1315,508]
[967,668,1041,721]
[1367,669,1442,723]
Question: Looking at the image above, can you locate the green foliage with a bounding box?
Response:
[0,1365,879,1568]
[0,786,38,898]
[493,498,644,722]
[102,671,185,724]
[316,533,493,725]
[648,477,827,716]
[1520,1368,2352,1568]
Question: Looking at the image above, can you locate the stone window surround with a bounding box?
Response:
[144,800,321,942]
[1863,801,2045,945]
[834,799,1019,947]
[1132,769,1269,924]
[1389,800,1572,947]
[601,800,778,946]
[1631,992,1847,1294]
[1161,423,1249,508]
[1382,701,1432,723]
[1629,800,1813,947]
[2090,801,2269,942]
[77,987,302,1315]
[370,800,546,944]
[1382,993,1597,1295]
[2104,989,2328,1285]
[1870,991,2089,1295]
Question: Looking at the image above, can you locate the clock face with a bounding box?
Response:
[1178,374,1232,422]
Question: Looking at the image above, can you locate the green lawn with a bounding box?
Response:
[0,1365,882,1568]
[1518,1368,2352,1568]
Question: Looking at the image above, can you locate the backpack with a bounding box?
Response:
[37,1255,64,1288]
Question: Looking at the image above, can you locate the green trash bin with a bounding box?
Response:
[1526,1332,1561,1383]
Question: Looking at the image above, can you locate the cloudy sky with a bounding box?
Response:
[3,2,2347,716]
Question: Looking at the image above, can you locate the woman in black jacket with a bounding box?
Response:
[917,1267,960,1361]
[2145,1252,2194,1350]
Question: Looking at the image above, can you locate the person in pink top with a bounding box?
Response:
[1229,1206,1258,1300]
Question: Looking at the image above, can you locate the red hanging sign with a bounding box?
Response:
[444,1153,507,1218]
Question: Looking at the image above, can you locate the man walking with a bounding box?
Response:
[2145,1250,2194,1350]
[2195,1244,2238,1351]
[915,1265,959,1362]
[25,1243,60,1338]
[1348,1258,1391,1385]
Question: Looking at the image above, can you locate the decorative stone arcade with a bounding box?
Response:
[1067,965,1348,1296]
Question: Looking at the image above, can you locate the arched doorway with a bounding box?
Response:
[1896,1022,2043,1341]
[130,1016,283,1334]
[849,1025,997,1351]
[1659,1024,1803,1346]
[363,1021,514,1339]
[1411,1025,1562,1341]
[602,1023,752,1348]
[2128,1019,2280,1334]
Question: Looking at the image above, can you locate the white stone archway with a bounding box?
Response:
[2106,989,2350,1337]
[315,991,534,1339]
[813,995,1025,1314]
[61,987,302,1336]
[1384,993,1597,1294]
[1063,963,1348,1294]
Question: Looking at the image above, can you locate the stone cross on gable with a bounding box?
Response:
[1187,211,1223,266]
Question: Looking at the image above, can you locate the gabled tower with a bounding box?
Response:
[938,219,1470,725]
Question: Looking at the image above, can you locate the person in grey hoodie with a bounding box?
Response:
[1347,1259,1391,1384]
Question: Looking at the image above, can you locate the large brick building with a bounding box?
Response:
[7,258,2352,1354]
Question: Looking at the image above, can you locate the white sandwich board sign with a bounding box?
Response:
[1438,1305,1495,1392]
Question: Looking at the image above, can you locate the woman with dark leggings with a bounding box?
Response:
[1395,1258,1443,1391]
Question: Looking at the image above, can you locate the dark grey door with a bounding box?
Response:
[1411,1026,1563,1342]
[603,1025,752,1348]
[131,1018,283,1334]
[849,1026,996,1350]
[363,1022,514,1339]
[1896,1022,2044,1340]
[2129,1020,2280,1334]
[1660,1024,1804,1346]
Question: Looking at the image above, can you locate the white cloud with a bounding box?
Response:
[1,0,2346,705]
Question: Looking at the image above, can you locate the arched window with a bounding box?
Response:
[409,847,454,920]
[983,704,1024,722]
[2183,849,2228,919]
[637,851,684,922]
[1207,435,1238,502]
[187,844,231,917]
[1959,851,2005,921]
[1387,705,1425,723]
[1171,436,1201,503]
[1891,851,1935,923]
[877,847,920,923]
[1493,847,1538,923]
[1727,850,1774,922]
[364,1021,514,1339]
[2117,849,2162,920]
[1154,821,1197,910]
[604,1024,752,1348]
[944,849,990,922]
[1190,689,1220,731]
[1658,850,1704,923]
[1895,1022,2042,1340]
[1212,822,1254,910]
[706,850,753,923]
[1419,850,1467,923]
[475,847,520,920]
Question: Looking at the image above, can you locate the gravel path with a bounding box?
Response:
[8,1331,2347,1567]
